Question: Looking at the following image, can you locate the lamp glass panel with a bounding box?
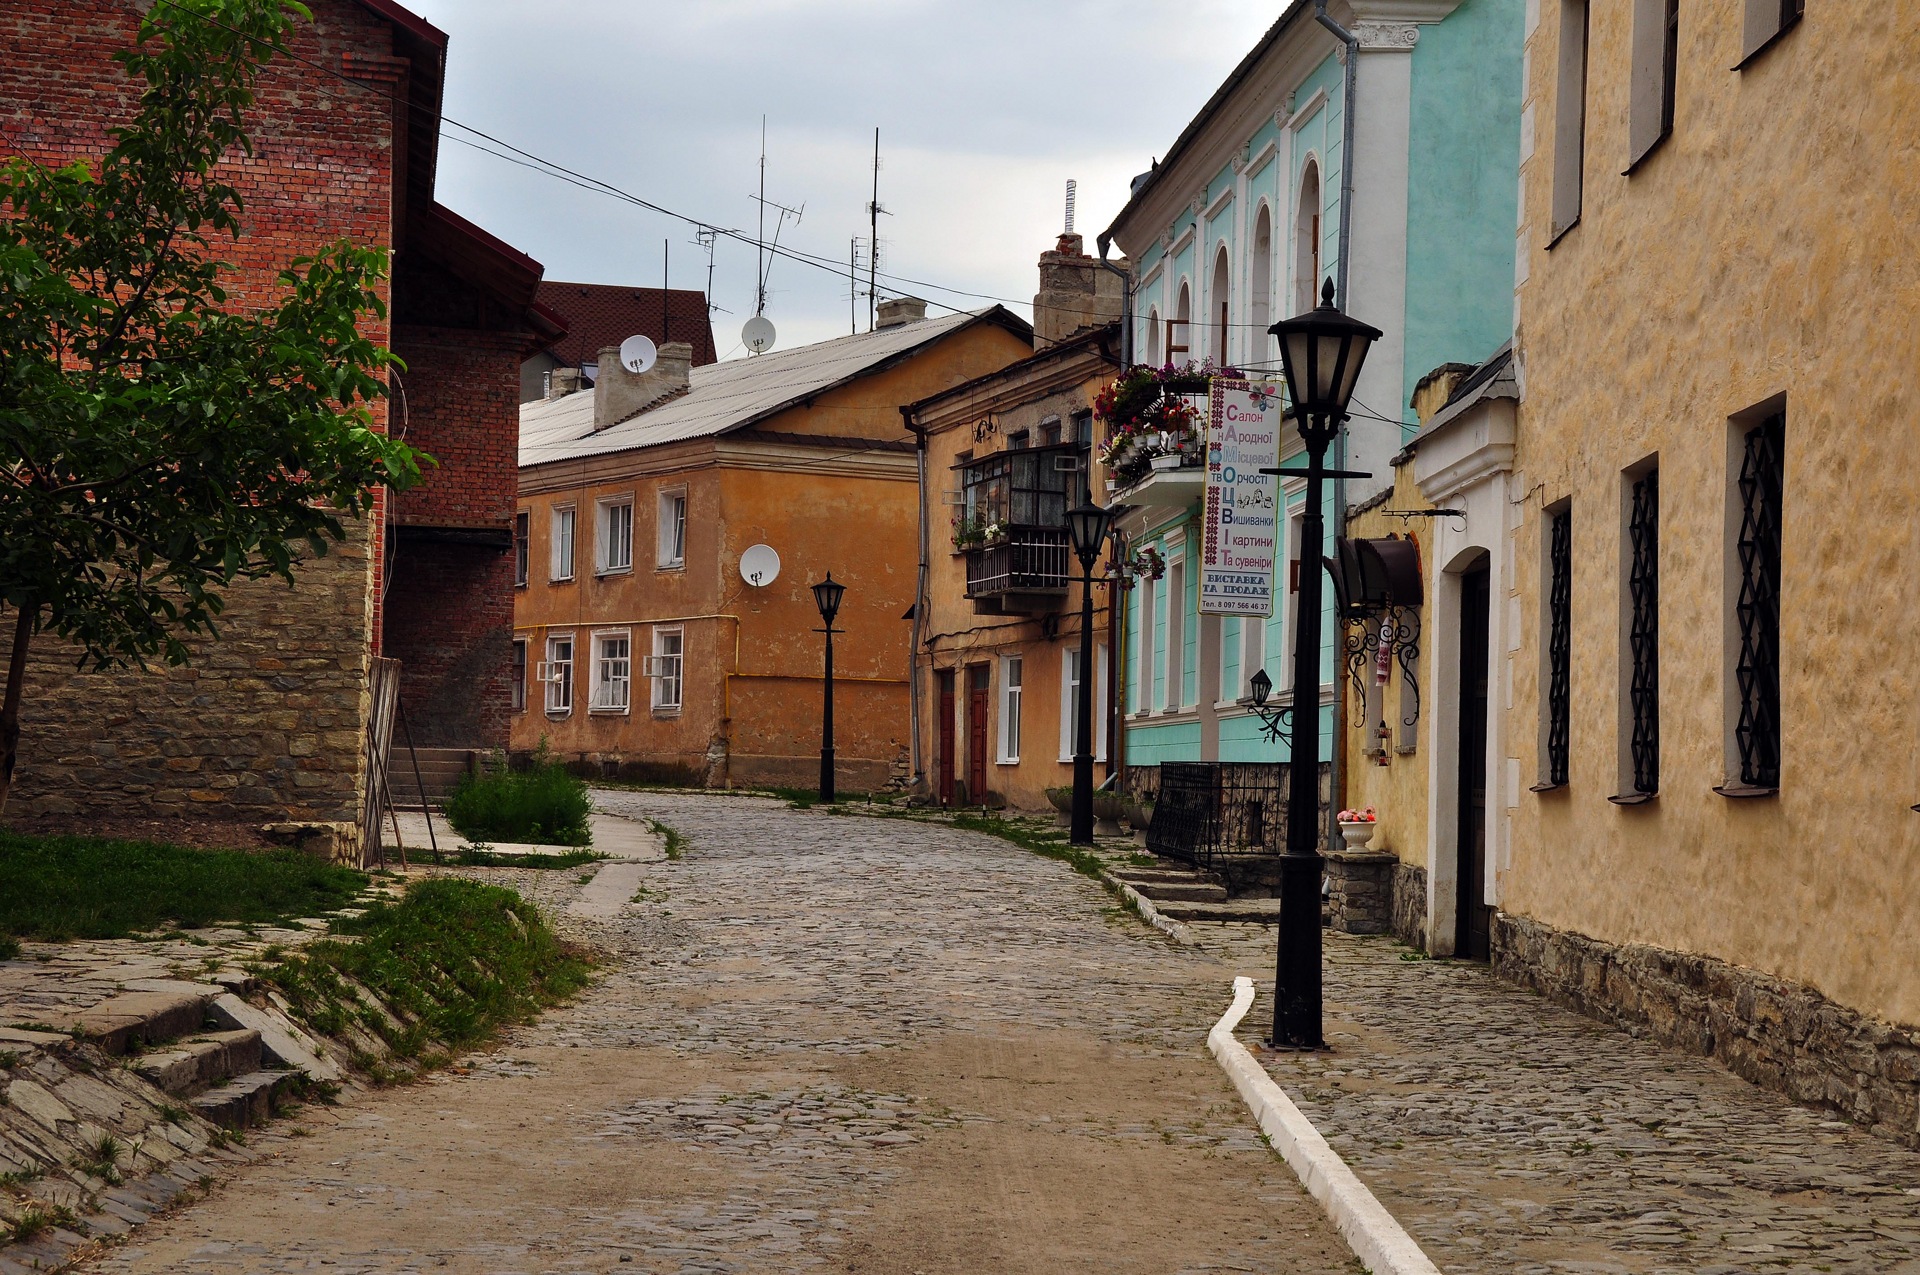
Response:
[1250,667,1273,706]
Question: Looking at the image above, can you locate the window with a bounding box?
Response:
[1729,413,1784,791]
[649,626,684,711]
[1628,0,1679,169]
[513,512,529,588]
[657,491,687,568]
[550,507,576,582]
[591,630,632,713]
[1551,0,1591,242]
[1541,503,1572,788]
[1619,467,1659,799]
[510,638,527,713]
[1282,506,1306,691]
[1134,571,1156,715]
[959,445,1075,528]
[1007,429,1030,450]
[998,656,1022,763]
[1164,552,1186,709]
[1040,418,1062,446]
[1146,306,1162,365]
[1059,644,1110,761]
[1739,0,1803,65]
[597,498,633,574]
[1168,282,1191,363]
[1241,612,1265,700]
[543,634,574,715]
[1210,245,1231,363]
[1250,205,1273,365]
[1294,162,1322,312]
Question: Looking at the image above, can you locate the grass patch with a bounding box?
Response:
[433,847,607,871]
[0,832,364,943]
[255,877,591,1072]
[445,745,592,847]
[944,813,1109,880]
[5,1202,78,1243]
[646,819,688,860]
[0,935,17,961]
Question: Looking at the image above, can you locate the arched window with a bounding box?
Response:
[1210,246,1231,364]
[1295,160,1323,314]
[1250,205,1273,366]
[1145,306,1161,366]
[1171,281,1191,364]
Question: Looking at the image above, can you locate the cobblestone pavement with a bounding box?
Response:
[78,795,1352,1275]
[1205,924,1920,1275]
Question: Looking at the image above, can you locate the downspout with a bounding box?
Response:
[1096,232,1135,366]
[903,405,929,795]
[1316,0,1360,853]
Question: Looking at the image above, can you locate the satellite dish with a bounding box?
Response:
[739,544,781,588]
[741,314,777,355]
[618,334,658,375]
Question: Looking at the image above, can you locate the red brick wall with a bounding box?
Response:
[384,539,513,749]
[390,326,522,528]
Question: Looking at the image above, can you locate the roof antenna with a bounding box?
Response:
[866,127,891,331]
[661,239,669,344]
[1064,179,1077,236]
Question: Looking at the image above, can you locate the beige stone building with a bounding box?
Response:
[1499,0,1920,1139]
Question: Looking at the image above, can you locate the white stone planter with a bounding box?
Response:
[1338,820,1377,851]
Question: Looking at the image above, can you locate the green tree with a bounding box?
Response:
[0,0,425,814]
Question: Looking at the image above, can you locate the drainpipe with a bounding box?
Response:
[903,406,929,795]
[1096,231,1135,366]
[1316,0,1360,853]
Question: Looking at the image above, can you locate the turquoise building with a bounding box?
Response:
[1098,0,1522,777]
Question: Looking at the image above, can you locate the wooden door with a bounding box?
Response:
[1455,564,1492,961]
[967,666,990,805]
[937,671,956,807]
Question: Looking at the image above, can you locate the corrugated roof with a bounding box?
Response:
[520,308,1021,467]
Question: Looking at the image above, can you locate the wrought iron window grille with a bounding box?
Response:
[1625,470,1660,797]
[1733,415,1783,790]
[1343,606,1422,732]
[1545,508,1572,787]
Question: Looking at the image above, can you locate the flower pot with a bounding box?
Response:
[1044,786,1072,814]
[1149,453,1184,471]
[1127,800,1155,831]
[1338,820,1377,851]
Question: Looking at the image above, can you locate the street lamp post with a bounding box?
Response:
[1259,279,1381,1049]
[811,573,847,803]
[1066,502,1114,846]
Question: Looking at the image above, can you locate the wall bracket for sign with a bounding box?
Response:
[1378,506,1467,524]
[1258,467,1374,480]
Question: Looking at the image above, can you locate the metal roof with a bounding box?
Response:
[519,308,1024,468]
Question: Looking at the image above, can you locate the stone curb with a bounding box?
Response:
[1100,872,1197,945]
[1208,976,1441,1275]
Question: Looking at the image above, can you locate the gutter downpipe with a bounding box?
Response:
[903,405,929,795]
[1317,0,1359,855]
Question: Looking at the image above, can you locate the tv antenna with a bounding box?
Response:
[866,126,891,331]
[691,226,729,319]
[751,116,803,318]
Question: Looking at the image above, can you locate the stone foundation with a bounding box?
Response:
[1392,863,1429,951]
[1324,849,1396,934]
[1493,912,1920,1147]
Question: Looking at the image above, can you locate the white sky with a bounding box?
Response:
[404,0,1277,358]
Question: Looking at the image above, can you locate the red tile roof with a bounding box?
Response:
[534,281,718,368]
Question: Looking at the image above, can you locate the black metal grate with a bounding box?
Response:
[1627,471,1660,795]
[1145,762,1287,872]
[1547,507,1572,786]
[1735,415,1784,788]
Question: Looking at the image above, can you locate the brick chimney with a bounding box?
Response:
[875,296,928,329]
[1033,232,1127,350]
[594,341,693,431]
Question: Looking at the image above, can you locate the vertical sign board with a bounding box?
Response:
[1200,378,1283,616]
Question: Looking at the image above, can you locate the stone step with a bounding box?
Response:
[1152,897,1286,923]
[187,1068,300,1129]
[1130,880,1230,903]
[132,1030,264,1098]
[1107,867,1218,885]
[42,989,212,1056]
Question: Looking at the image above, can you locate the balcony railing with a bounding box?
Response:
[965,526,1072,601]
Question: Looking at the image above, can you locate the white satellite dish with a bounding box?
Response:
[618,334,658,375]
[741,314,777,355]
[739,544,781,588]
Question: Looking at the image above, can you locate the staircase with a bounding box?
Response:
[1108,863,1286,923]
[389,746,480,810]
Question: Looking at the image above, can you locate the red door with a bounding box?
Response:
[967,666,990,805]
[937,671,956,806]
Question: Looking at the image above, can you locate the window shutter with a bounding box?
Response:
[1627,0,1671,169]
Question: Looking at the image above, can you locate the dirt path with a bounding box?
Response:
[78,794,1352,1275]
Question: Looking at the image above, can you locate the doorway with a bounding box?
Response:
[966,666,990,804]
[937,670,956,806]
[1455,564,1492,960]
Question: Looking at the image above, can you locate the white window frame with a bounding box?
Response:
[589,628,632,714]
[596,495,634,576]
[541,633,574,715]
[647,625,684,713]
[998,655,1022,764]
[1059,644,1110,762]
[657,488,688,570]
[1163,552,1186,710]
[550,505,576,583]
[513,511,529,589]
[1133,570,1156,717]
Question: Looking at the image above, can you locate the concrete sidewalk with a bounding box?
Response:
[1205,925,1920,1275]
[388,809,665,862]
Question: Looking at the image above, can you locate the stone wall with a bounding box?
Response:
[0,524,375,830]
[1392,862,1429,952]
[1493,912,1920,1148]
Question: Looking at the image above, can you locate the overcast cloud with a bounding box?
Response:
[404,0,1275,357]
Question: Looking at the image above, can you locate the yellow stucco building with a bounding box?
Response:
[1501,0,1920,1139]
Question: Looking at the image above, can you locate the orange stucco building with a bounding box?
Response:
[512,300,1033,790]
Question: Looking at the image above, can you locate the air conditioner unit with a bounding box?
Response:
[941,489,965,506]
[1052,455,1084,473]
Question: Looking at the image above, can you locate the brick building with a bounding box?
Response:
[521,280,718,403]
[0,0,549,841]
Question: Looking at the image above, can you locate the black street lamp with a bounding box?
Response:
[1259,278,1380,1049]
[1066,501,1113,846]
[811,573,847,802]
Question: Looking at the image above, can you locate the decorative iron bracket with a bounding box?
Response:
[1344,604,1422,730]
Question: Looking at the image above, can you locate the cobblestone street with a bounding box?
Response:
[77,794,1350,1275]
[1208,927,1920,1275]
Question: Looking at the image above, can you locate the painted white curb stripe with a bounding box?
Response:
[1103,873,1197,945]
[1210,976,1442,1275]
